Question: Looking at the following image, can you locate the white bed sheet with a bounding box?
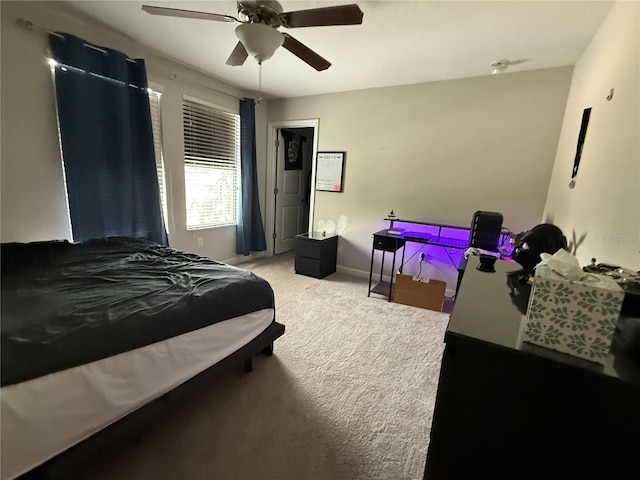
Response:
[0,308,274,480]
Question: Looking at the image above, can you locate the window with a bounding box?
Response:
[183,97,240,230]
[148,88,169,231]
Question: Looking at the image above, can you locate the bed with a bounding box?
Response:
[1,237,284,479]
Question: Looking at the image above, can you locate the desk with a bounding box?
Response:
[398,222,469,269]
[367,220,469,301]
[423,256,640,479]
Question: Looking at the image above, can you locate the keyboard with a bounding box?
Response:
[429,236,468,248]
[403,231,432,242]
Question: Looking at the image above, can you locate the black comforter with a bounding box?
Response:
[1,237,274,387]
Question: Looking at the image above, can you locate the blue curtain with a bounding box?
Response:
[236,98,267,255]
[49,33,167,245]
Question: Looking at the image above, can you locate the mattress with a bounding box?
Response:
[0,308,274,480]
[1,237,275,386]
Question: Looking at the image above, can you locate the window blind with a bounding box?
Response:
[148,89,169,231]
[183,98,240,230]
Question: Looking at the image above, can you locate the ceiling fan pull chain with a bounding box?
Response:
[257,61,263,106]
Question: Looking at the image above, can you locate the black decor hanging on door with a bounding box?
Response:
[281,129,305,170]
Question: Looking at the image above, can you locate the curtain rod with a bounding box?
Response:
[18,18,137,63]
[18,17,242,101]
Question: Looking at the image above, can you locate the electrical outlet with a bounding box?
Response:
[196,236,203,248]
[420,253,426,263]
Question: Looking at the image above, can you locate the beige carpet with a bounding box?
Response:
[69,252,449,480]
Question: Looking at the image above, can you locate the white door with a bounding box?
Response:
[274,129,308,254]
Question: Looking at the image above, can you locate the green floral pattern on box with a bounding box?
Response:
[527,298,546,320]
[576,290,622,315]
[566,334,610,361]
[535,281,573,305]
[524,321,562,345]
[523,265,624,364]
[595,318,617,338]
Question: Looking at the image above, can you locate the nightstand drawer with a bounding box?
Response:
[295,256,334,279]
[294,234,338,279]
[294,237,322,259]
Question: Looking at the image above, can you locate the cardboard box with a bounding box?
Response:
[523,265,624,364]
[393,274,446,312]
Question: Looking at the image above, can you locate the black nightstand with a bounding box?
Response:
[294,233,338,279]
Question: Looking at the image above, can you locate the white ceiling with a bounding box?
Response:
[58,0,614,99]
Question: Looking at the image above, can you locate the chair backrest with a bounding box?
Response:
[469,211,503,251]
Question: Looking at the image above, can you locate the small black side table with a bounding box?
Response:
[368,230,405,301]
[294,233,338,279]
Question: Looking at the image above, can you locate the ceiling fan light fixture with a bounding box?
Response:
[235,23,284,63]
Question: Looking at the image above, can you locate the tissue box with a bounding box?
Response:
[523,265,624,364]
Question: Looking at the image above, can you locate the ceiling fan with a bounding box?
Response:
[490,59,529,74]
[141,1,364,71]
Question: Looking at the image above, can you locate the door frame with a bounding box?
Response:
[266,119,319,256]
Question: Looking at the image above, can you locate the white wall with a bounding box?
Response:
[1,2,70,242]
[0,1,268,263]
[544,1,639,269]
[268,68,573,288]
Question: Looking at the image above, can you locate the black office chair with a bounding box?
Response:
[468,211,504,252]
[455,211,504,296]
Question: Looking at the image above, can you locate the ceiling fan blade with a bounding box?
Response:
[226,42,248,66]
[508,59,530,66]
[282,4,364,28]
[282,34,331,71]
[141,5,238,23]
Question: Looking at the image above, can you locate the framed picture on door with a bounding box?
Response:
[281,129,305,170]
[315,152,345,192]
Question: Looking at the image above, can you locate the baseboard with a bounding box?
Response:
[224,251,267,265]
[336,265,370,279]
[234,254,458,299]
[336,265,457,299]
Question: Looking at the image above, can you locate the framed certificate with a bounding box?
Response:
[315,151,345,192]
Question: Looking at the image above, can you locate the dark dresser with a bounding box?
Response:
[424,256,640,480]
[294,233,338,279]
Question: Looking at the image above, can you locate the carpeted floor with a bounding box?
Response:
[65,252,450,480]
